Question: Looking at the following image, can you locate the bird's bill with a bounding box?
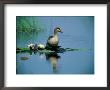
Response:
[60,30,63,33]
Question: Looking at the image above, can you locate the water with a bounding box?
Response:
[16,16,94,74]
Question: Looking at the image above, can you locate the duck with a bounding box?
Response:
[45,27,63,50]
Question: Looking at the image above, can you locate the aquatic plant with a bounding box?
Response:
[16,16,46,48]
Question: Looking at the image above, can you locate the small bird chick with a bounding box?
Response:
[27,43,35,50]
[37,44,45,50]
[27,43,45,50]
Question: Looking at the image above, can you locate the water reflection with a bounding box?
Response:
[45,52,60,73]
[33,50,61,73]
[17,47,79,73]
[18,48,62,73]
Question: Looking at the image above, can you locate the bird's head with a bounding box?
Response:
[54,27,63,34]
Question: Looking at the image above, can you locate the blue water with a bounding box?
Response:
[16,16,94,74]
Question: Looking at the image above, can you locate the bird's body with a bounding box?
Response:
[37,43,45,50]
[47,35,58,46]
[46,27,62,50]
[27,43,35,50]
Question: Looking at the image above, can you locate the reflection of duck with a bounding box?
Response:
[46,27,63,50]
[46,52,60,60]
[45,52,60,73]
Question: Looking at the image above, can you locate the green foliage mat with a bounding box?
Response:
[16,47,86,54]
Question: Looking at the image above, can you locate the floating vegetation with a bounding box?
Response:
[16,16,44,33]
[16,47,80,54]
[16,16,46,47]
[20,56,29,60]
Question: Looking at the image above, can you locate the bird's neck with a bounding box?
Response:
[54,32,58,36]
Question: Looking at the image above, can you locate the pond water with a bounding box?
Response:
[16,16,94,74]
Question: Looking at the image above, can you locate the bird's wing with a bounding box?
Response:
[46,36,54,48]
[48,36,53,40]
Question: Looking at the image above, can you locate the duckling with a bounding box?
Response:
[27,43,45,50]
[27,43,35,50]
[37,43,45,50]
[46,27,63,50]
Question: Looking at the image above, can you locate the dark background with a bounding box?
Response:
[0,0,109,4]
[0,0,109,90]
